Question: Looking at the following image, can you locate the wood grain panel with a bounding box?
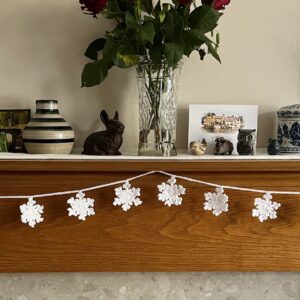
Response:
[0,159,300,272]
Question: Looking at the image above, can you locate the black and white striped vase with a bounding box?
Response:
[23,100,74,154]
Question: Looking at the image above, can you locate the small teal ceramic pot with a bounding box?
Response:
[277,104,300,153]
[23,100,74,154]
[267,139,280,155]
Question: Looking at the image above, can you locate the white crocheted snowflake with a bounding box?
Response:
[20,197,44,228]
[252,193,281,222]
[114,181,142,211]
[157,176,186,207]
[204,187,229,216]
[67,191,95,221]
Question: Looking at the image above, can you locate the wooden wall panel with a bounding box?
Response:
[0,159,300,272]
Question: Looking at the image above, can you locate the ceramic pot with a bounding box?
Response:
[277,104,300,153]
[23,100,74,154]
[267,139,280,155]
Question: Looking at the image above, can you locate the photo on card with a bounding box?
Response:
[188,104,258,155]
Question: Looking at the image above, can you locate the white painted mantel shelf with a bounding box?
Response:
[0,148,300,160]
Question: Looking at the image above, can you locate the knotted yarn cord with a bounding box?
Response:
[0,170,299,199]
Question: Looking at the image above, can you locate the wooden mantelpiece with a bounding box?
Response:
[1,152,300,272]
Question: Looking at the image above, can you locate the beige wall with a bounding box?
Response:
[1,0,300,151]
[1,1,300,298]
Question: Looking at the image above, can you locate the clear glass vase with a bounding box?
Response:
[136,59,182,156]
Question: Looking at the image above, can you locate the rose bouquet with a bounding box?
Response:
[79,0,230,156]
[80,0,230,87]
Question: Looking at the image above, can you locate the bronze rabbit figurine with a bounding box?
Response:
[82,110,125,155]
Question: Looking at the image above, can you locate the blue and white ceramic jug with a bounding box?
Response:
[277,104,300,153]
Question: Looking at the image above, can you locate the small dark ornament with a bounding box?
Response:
[214,137,233,155]
[237,129,256,155]
[82,110,125,155]
[11,129,26,153]
[267,138,280,155]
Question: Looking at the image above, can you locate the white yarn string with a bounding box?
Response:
[0,170,299,199]
[0,170,157,200]
[157,171,222,189]
[157,171,300,195]
[80,170,157,193]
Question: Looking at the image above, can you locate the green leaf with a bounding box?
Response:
[182,29,206,56]
[189,5,221,33]
[162,11,184,41]
[102,11,126,19]
[184,29,207,45]
[97,37,116,69]
[144,16,154,22]
[177,4,190,26]
[141,22,155,44]
[183,37,196,57]
[140,0,153,14]
[125,12,139,31]
[201,0,214,4]
[81,60,108,87]
[216,32,220,45]
[103,0,125,19]
[162,3,172,12]
[183,29,221,62]
[84,38,106,60]
[110,23,126,38]
[206,40,221,63]
[164,42,184,65]
[103,37,117,60]
[154,0,161,13]
[106,0,121,12]
[149,44,163,65]
[113,42,138,68]
[159,11,166,23]
[153,0,164,22]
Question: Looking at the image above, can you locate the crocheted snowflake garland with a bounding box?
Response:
[157,176,186,207]
[252,193,281,222]
[67,191,95,221]
[20,197,44,228]
[114,181,142,211]
[204,187,229,216]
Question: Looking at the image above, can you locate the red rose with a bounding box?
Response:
[201,0,230,10]
[213,0,230,10]
[79,0,108,17]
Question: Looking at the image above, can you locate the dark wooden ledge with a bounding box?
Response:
[0,157,300,272]
[0,159,300,173]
